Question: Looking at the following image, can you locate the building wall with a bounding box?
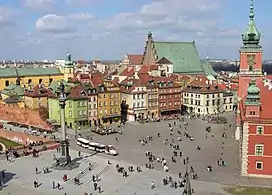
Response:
[240,52,262,73]
[88,95,98,121]
[66,99,88,129]
[24,96,48,109]
[247,124,272,177]
[132,92,147,118]
[122,93,135,121]
[48,98,61,123]
[183,92,225,115]
[97,92,120,120]
[0,75,63,91]
[158,87,181,115]
[0,77,17,90]
[20,75,63,87]
[147,88,158,118]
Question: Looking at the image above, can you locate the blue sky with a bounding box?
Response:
[0,0,271,60]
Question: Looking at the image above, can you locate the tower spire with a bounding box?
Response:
[249,0,254,20]
[241,0,261,46]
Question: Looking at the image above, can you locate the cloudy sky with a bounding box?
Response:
[0,0,271,60]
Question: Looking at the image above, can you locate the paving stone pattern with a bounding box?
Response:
[1,150,227,195]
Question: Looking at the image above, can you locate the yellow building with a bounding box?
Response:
[24,85,52,109]
[97,80,121,124]
[0,68,63,91]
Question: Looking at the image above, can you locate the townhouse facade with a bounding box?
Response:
[182,76,235,115]
[157,78,182,116]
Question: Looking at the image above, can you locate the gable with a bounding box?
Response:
[157,57,172,64]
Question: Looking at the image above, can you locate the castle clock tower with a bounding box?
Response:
[238,0,262,101]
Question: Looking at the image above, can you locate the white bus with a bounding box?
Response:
[89,142,106,153]
[77,138,90,148]
[89,142,118,156]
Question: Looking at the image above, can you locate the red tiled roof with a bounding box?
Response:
[169,74,190,81]
[138,65,150,74]
[184,75,222,92]
[24,85,53,97]
[119,67,135,77]
[68,77,80,83]
[150,65,159,70]
[80,74,90,79]
[89,73,103,87]
[127,54,143,65]
[67,85,88,100]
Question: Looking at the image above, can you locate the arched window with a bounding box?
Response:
[39,79,43,84]
[5,80,9,86]
[49,78,53,83]
[28,79,32,84]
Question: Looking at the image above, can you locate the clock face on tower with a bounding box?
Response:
[247,55,255,71]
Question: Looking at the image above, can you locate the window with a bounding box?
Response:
[256,126,264,135]
[256,161,263,170]
[83,110,86,116]
[49,78,53,83]
[78,110,82,116]
[5,80,9,86]
[69,102,72,108]
[78,102,81,107]
[28,79,32,84]
[39,78,43,84]
[250,111,256,115]
[255,145,263,156]
[69,111,72,117]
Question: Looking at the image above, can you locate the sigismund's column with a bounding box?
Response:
[58,82,71,164]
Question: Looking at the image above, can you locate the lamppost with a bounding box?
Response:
[182,161,192,195]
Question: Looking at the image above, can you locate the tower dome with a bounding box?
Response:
[65,52,74,67]
[241,0,261,45]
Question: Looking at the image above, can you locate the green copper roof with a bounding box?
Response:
[0,68,62,78]
[246,72,260,104]
[65,52,74,67]
[2,83,24,96]
[153,41,216,75]
[242,0,261,45]
[247,79,260,94]
[17,68,62,76]
[201,60,217,76]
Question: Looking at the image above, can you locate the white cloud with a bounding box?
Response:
[36,14,75,33]
[68,13,94,21]
[23,0,57,10]
[2,0,269,60]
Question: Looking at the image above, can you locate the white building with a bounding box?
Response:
[182,76,235,115]
[121,80,147,121]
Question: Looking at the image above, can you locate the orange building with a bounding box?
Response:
[237,1,272,178]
